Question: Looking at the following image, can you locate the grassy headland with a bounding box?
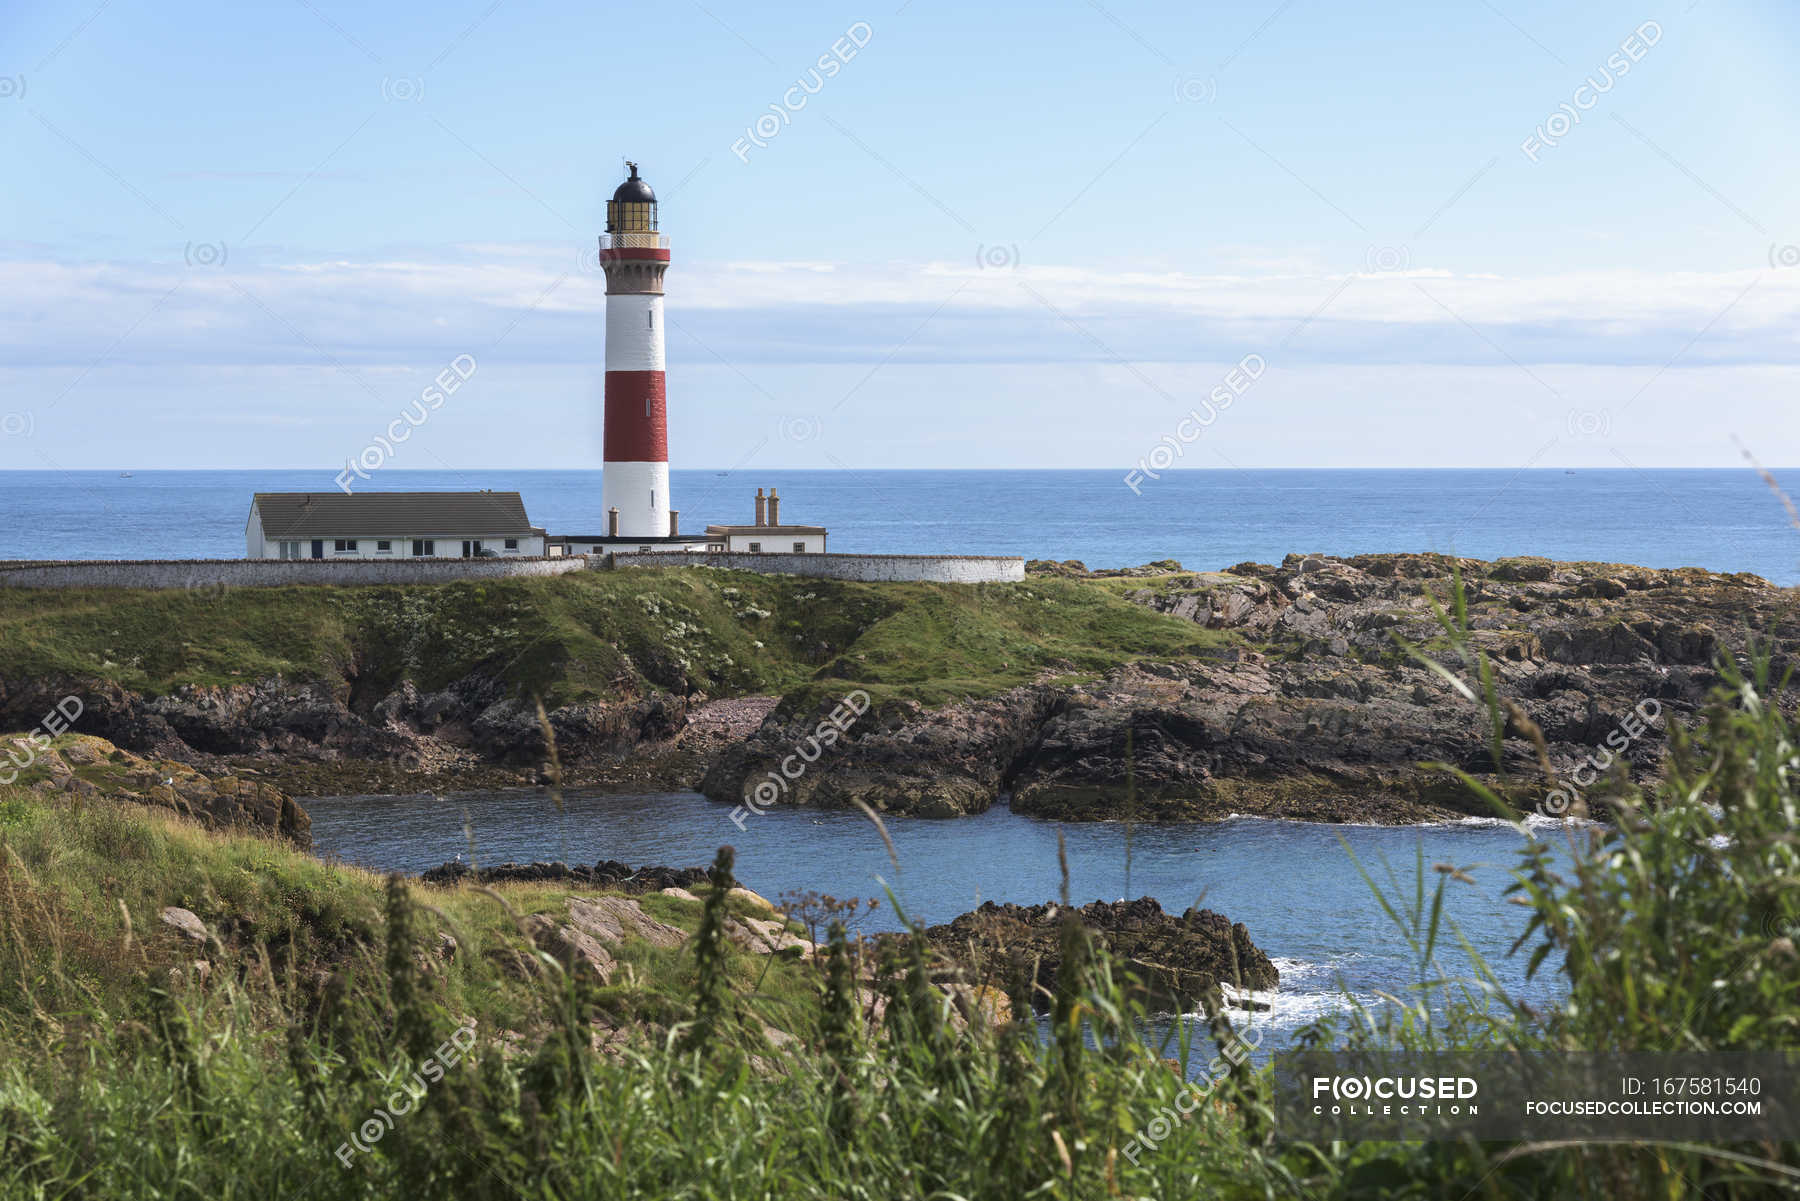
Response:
[4,555,1791,822]
[0,568,1234,710]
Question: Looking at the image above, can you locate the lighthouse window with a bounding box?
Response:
[647,310,653,329]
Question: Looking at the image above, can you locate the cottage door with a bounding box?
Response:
[310,540,324,559]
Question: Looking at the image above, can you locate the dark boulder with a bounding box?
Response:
[902,896,1277,1014]
[419,858,712,893]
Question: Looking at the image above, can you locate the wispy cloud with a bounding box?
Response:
[3,244,1797,371]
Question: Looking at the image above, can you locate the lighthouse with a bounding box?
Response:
[600,162,671,538]
[550,160,828,559]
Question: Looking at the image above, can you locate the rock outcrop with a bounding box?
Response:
[521,914,617,983]
[701,555,1795,822]
[159,906,210,944]
[420,858,713,893]
[4,674,691,766]
[903,896,1277,1014]
[4,732,310,843]
[565,895,688,950]
[502,890,811,986]
[515,898,692,984]
[700,688,1067,818]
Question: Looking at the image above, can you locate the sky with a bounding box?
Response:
[2,0,1797,473]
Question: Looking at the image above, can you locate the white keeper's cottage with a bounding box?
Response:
[245,492,547,559]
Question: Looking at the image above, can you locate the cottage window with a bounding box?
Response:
[747,542,761,553]
[504,538,518,550]
[793,542,805,553]
[376,540,392,552]
[411,540,435,556]
[334,539,357,553]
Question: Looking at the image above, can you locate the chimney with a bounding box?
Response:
[754,487,766,526]
[767,489,780,526]
[669,509,679,537]
[607,507,620,537]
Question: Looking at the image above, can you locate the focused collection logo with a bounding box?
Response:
[1311,1074,1480,1117]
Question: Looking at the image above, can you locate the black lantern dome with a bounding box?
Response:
[612,162,655,204]
[606,161,657,234]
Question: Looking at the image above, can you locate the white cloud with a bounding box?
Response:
[2,245,1797,374]
[4,359,1794,471]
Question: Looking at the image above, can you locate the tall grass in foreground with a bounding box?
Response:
[0,834,1272,1200]
[1,577,1798,1197]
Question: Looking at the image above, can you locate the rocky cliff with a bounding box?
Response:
[4,555,1789,824]
[701,554,1794,822]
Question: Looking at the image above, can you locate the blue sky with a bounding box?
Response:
[2,0,1797,471]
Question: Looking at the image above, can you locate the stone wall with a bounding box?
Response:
[0,556,591,590]
[608,552,1025,583]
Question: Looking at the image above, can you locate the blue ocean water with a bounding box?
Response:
[305,789,1577,1052]
[1,468,1796,583]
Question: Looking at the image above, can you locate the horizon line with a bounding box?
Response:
[2,466,1794,476]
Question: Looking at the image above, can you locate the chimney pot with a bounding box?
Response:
[607,507,619,537]
[768,489,781,527]
[754,488,766,527]
[669,509,679,537]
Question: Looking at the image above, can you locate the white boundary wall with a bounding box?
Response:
[0,557,590,590]
[609,552,1025,583]
[0,552,1025,589]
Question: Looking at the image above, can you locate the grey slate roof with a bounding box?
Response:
[252,492,535,538]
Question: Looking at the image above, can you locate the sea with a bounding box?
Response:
[0,467,1796,584]
[304,789,1579,1059]
[5,467,1791,1055]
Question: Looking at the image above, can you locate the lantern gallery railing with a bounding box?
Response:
[599,232,669,250]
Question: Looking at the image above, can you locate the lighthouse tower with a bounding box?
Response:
[600,162,670,538]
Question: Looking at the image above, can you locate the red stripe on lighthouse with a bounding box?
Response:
[604,371,668,461]
[600,247,670,263]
